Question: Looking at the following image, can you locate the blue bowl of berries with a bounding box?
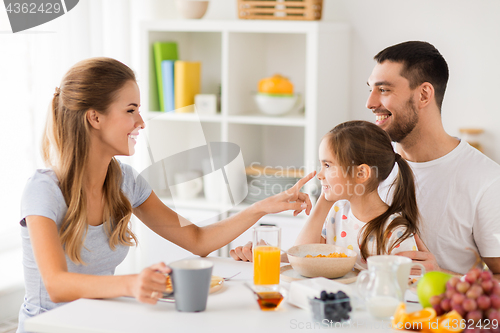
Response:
[309,290,352,323]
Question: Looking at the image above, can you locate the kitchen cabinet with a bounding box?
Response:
[136,20,350,257]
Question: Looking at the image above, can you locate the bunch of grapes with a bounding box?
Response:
[430,268,500,324]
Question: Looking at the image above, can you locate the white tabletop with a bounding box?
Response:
[25,257,421,333]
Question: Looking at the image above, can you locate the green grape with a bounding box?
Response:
[457,281,471,294]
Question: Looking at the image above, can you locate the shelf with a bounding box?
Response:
[142,20,350,34]
[143,111,222,123]
[140,18,350,226]
[158,195,300,218]
[227,113,305,127]
[143,111,305,127]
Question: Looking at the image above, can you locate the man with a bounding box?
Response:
[367,41,500,276]
[231,41,500,277]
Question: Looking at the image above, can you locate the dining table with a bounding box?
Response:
[25,256,422,333]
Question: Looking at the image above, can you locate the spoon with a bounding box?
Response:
[243,282,263,299]
[223,271,241,281]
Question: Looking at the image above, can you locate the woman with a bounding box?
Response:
[18,57,313,332]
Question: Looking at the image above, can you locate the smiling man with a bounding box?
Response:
[367,41,500,277]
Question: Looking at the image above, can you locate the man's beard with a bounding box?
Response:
[387,97,419,143]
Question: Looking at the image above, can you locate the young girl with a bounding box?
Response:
[294,120,419,269]
[17,57,314,332]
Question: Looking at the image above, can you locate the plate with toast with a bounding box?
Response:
[160,275,224,303]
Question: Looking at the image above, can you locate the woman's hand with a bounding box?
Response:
[253,171,316,216]
[130,262,171,304]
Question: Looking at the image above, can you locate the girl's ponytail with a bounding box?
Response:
[358,153,420,259]
[392,154,418,227]
[381,154,420,254]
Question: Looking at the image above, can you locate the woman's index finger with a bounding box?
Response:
[293,171,317,190]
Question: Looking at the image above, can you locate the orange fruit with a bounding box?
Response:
[258,74,294,94]
[392,302,408,330]
[407,307,437,331]
[427,310,464,333]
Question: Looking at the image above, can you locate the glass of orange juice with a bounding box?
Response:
[253,226,281,286]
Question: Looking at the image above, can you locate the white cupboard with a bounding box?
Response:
[134,20,350,259]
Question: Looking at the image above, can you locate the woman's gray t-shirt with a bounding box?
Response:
[17,161,152,333]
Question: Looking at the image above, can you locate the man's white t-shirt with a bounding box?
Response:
[321,200,417,270]
[379,140,500,275]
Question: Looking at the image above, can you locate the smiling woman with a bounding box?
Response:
[16,57,315,333]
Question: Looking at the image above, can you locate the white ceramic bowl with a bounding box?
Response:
[254,93,298,116]
[176,0,209,19]
[287,244,357,279]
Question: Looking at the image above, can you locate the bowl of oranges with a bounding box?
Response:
[255,74,300,116]
[287,244,357,279]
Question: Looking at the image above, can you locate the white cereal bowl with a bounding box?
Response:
[254,93,299,116]
[287,244,357,279]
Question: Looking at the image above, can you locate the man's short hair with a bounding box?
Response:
[374,41,449,110]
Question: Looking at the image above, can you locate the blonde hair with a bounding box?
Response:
[42,57,138,264]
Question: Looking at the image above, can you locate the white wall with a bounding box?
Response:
[324,0,500,162]
[198,0,500,162]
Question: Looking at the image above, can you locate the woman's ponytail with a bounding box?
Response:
[42,88,62,168]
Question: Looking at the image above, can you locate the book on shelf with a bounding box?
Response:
[174,61,201,112]
[161,60,175,113]
[153,42,178,112]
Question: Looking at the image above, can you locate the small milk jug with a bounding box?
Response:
[356,255,403,319]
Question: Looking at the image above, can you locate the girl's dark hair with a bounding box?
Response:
[325,120,419,260]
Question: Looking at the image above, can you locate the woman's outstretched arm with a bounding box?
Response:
[134,172,316,257]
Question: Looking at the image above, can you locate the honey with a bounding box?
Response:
[256,291,284,311]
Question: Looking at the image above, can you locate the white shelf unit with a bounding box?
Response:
[137,20,350,256]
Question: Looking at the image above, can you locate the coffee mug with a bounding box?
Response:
[169,259,214,312]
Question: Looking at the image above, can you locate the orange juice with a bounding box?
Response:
[253,246,280,285]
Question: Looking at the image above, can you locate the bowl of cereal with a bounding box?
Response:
[287,244,357,279]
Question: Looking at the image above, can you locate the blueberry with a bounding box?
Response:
[328,292,336,300]
[332,315,342,322]
[333,303,344,311]
[336,291,348,300]
[320,290,328,300]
